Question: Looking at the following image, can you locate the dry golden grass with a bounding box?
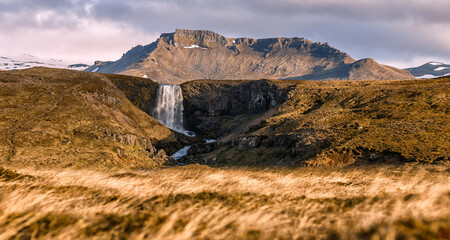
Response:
[0,68,181,168]
[1,164,449,239]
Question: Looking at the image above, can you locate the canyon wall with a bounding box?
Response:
[179,78,450,166]
[181,80,294,137]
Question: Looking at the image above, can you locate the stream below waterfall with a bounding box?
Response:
[172,145,191,160]
[171,139,217,160]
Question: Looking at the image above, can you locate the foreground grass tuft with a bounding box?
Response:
[0,167,31,181]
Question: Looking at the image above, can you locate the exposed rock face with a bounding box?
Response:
[180,80,294,137]
[231,136,263,151]
[86,29,415,84]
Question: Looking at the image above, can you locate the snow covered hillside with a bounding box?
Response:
[405,62,450,79]
[0,54,90,71]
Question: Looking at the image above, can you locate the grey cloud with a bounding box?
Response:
[85,0,450,25]
[0,0,85,30]
[0,0,449,66]
[0,0,74,13]
[240,0,450,24]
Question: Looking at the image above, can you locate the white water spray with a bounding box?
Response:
[153,85,192,136]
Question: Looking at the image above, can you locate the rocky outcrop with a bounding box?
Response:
[180,79,294,137]
[231,136,264,151]
[86,29,415,84]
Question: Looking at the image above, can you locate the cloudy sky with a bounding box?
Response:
[1,0,449,68]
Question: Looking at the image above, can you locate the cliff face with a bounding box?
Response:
[180,80,294,137]
[86,29,415,84]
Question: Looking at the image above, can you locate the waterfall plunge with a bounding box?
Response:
[153,85,193,136]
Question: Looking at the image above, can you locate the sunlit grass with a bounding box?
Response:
[0,164,448,239]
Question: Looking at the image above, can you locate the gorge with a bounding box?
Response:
[143,77,449,166]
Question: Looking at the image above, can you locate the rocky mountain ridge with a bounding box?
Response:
[86,29,415,84]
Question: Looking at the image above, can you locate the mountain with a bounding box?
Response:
[405,62,450,79]
[85,29,415,84]
[0,54,90,71]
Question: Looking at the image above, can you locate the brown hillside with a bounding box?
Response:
[0,68,182,168]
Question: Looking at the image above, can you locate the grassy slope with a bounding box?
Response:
[0,165,448,239]
[0,68,179,168]
[206,78,450,166]
[105,73,159,115]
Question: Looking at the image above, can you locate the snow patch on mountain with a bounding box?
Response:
[416,74,437,79]
[183,45,207,49]
[434,67,448,71]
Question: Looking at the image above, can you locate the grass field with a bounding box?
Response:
[1,164,449,239]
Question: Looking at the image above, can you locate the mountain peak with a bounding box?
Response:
[159,29,228,46]
[174,29,224,38]
[352,58,377,68]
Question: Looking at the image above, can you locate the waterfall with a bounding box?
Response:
[153,85,192,136]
